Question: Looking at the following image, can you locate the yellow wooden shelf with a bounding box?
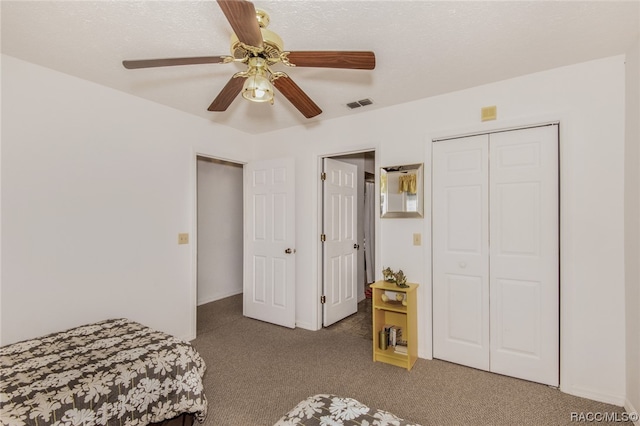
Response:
[374,301,407,314]
[371,280,418,371]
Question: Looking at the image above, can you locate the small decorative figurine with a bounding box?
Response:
[382,267,395,283]
[394,270,409,288]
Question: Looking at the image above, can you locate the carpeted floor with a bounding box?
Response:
[324,298,372,340]
[191,294,631,426]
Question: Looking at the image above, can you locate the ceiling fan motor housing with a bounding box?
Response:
[230,10,284,63]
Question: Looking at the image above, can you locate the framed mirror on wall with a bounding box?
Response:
[380,163,424,218]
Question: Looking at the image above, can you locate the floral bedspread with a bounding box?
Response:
[274,394,421,426]
[0,318,207,426]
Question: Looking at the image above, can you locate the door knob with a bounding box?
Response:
[353,244,360,250]
[459,261,467,269]
[285,248,296,254]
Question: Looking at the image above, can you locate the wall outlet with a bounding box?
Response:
[413,233,422,246]
[178,233,189,245]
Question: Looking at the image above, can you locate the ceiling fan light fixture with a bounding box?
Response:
[242,71,274,103]
[242,57,274,103]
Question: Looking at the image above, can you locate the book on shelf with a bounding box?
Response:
[394,344,408,355]
[382,325,403,348]
[394,340,408,354]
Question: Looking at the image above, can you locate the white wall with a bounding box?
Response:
[254,55,628,405]
[196,157,243,305]
[0,51,632,407]
[625,37,640,420]
[1,55,253,344]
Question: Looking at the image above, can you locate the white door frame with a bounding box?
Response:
[315,148,377,330]
[191,151,247,339]
[429,118,563,386]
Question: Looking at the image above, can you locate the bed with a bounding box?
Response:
[0,318,207,426]
[274,394,421,426]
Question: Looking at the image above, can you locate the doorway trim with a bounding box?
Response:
[315,147,378,330]
[431,123,560,386]
[425,113,567,390]
[191,150,247,339]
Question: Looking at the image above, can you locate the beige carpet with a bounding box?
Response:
[191,294,630,426]
[324,298,372,340]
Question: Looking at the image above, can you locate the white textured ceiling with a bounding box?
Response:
[2,1,639,134]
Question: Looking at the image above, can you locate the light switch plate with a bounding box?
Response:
[178,233,189,245]
[413,233,421,246]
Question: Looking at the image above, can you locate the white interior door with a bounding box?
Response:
[322,158,359,327]
[489,126,559,386]
[243,157,296,328]
[432,135,490,370]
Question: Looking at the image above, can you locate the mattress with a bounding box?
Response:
[0,318,207,426]
[274,394,421,426]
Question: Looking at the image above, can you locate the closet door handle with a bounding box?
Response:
[459,261,467,269]
[285,248,296,254]
[353,244,360,250]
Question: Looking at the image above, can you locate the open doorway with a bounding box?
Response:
[321,150,376,328]
[196,156,244,334]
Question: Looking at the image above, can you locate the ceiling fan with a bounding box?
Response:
[122,0,376,119]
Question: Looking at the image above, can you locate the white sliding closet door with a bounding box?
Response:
[432,135,490,371]
[489,126,559,386]
[432,125,559,387]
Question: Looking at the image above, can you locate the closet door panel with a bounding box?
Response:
[445,274,485,345]
[432,135,490,370]
[489,126,559,386]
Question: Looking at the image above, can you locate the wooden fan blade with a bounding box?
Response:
[285,51,376,70]
[208,76,245,111]
[217,0,263,49]
[273,76,322,119]
[122,56,227,69]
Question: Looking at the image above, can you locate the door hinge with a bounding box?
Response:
[320,233,326,242]
[321,172,327,181]
[321,295,326,304]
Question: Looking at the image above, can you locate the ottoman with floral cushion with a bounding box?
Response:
[274,394,421,426]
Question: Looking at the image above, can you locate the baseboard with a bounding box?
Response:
[295,320,318,331]
[625,398,640,426]
[197,289,242,306]
[182,331,196,342]
[566,385,626,407]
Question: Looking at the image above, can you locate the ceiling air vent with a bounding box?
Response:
[346,98,374,109]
